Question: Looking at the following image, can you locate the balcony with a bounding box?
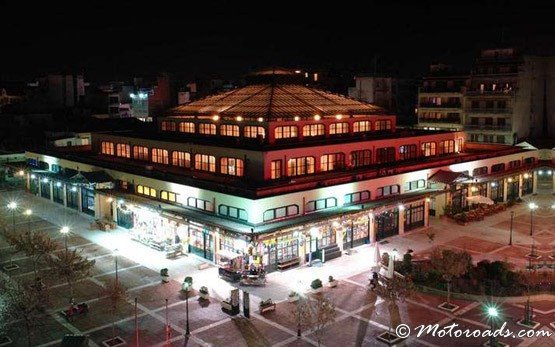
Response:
[466,108,512,114]
[419,102,462,109]
[465,89,514,96]
[419,117,462,124]
[464,124,512,132]
[419,86,463,93]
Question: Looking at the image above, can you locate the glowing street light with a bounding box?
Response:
[24,209,32,233]
[60,226,70,253]
[486,306,499,346]
[7,202,17,233]
[529,202,538,236]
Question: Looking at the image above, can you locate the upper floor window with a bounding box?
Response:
[263,204,299,222]
[172,151,191,168]
[320,153,345,172]
[329,122,349,135]
[179,122,195,133]
[275,126,298,139]
[524,157,535,165]
[161,121,176,131]
[116,143,130,158]
[218,204,248,221]
[375,120,392,131]
[438,140,455,155]
[353,121,371,133]
[287,157,315,176]
[344,190,371,205]
[421,142,436,157]
[509,160,521,169]
[101,141,114,156]
[473,166,488,176]
[457,138,464,152]
[399,145,417,161]
[199,123,216,135]
[350,150,372,167]
[404,179,425,191]
[194,154,216,172]
[302,124,325,137]
[271,160,282,179]
[377,184,400,197]
[220,124,239,137]
[137,185,157,198]
[220,157,244,176]
[244,126,265,138]
[491,163,505,173]
[133,146,149,161]
[151,148,169,165]
[376,147,395,164]
[187,197,214,212]
[305,197,337,213]
[160,190,178,203]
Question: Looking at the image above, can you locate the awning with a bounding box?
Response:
[217,249,243,259]
[429,170,472,185]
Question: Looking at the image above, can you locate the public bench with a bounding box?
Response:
[277,257,300,270]
[259,299,276,314]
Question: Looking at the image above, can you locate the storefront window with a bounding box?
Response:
[491,181,504,203]
[188,223,214,261]
[376,209,399,241]
[66,186,78,209]
[404,202,425,231]
[40,180,51,199]
[53,182,64,204]
[81,187,95,216]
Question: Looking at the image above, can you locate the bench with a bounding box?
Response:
[220,300,232,311]
[259,299,276,314]
[277,257,300,270]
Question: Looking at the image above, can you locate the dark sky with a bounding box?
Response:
[1,0,554,81]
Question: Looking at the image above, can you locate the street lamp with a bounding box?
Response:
[528,202,538,236]
[183,281,191,336]
[7,202,17,233]
[113,248,119,285]
[24,209,32,234]
[60,226,70,253]
[509,211,514,246]
[486,306,498,346]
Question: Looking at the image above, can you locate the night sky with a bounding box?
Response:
[1,1,554,81]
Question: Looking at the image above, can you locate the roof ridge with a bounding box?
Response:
[221,85,272,115]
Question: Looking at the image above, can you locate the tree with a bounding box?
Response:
[47,249,95,301]
[5,230,56,276]
[430,248,471,306]
[102,278,128,344]
[0,275,43,347]
[374,274,414,338]
[293,294,336,346]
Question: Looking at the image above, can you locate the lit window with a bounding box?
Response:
[101,141,115,155]
[133,146,149,161]
[220,124,240,137]
[179,122,195,133]
[137,185,157,198]
[116,143,130,158]
[161,121,176,131]
[220,157,244,176]
[244,126,265,138]
[375,120,392,131]
[172,151,191,168]
[287,157,315,176]
[438,140,455,155]
[275,126,298,139]
[302,124,325,137]
[399,145,417,161]
[271,160,282,179]
[350,150,372,167]
[161,190,178,202]
[353,121,371,132]
[421,142,436,157]
[199,123,216,135]
[151,148,169,164]
[320,153,345,172]
[194,154,216,172]
[329,122,349,135]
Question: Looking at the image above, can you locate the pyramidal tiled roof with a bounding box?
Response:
[171,84,384,118]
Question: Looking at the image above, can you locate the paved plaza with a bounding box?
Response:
[1,189,555,346]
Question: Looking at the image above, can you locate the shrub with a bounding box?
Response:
[311,279,323,289]
[160,268,169,276]
[199,286,208,294]
[288,291,297,297]
[184,276,193,286]
[328,276,335,282]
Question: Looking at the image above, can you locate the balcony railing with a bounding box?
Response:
[419,117,462,124]
[419,87,463,93]
[466,108,512,114]
[465,89,514,96]
[464,124,512,131]
[419,102,462,108]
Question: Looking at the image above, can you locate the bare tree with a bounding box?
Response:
[375,274,414,337]
[0,275,43,347]
[47,249,95,301]
[430,248,472,306]
[5,230,56,276]
[102,278,128,343]
[293,294,336,346]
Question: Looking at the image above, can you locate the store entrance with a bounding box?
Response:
[116,206,134,229]
[376,209,399,241]
[404,202,425,231]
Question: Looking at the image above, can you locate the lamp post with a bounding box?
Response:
[183,281,190,336]
[7,202,17,233]
[486,306,498,346]
[24,209,32,234]
[113,248,119,285]
[60,226,70,254]
[509,211,514,246]
[528,202,537,236]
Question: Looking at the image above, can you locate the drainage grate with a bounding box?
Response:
[102,337,126,347]
[2,263,19,271]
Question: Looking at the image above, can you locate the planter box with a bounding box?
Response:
[438,302,459,312]
[516,319,540,330]
[376,331,403,345]
[161,275,169,283]
[288,295,299,303]
[199,292,210,300]
[311,286,323,294]
[328,280,338,288]
[102,337,126,347]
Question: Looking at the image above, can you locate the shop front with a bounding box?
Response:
[404,201,425,231]
[81,187,95,216]
[53,182,64,204]
[188,221,215,261]
[66,186,79,209]
[375,209,399,241]
[29,176,39,195]
[491,180,504,203]
[451,185,467,213]
[343,214,369,249]
[507,176,519,201]
[264,234,300,272]
[40,180,50,199]
[522,173,533,195]
[470,183,487,197]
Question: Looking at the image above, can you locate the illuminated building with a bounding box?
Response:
[25,70,542,271]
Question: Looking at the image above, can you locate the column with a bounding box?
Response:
[424,199,430,227]
[533,171,538,194]
[37,177,42,196]
[299,235,306,265]
[368,213,376,243]
[48,181,54,202]
[398,206,405,235]
[77,187,83,213]
[63,184,68,207]
[486,182,492,200]
[502,179,508,202]
[518,174,523,198]
[337,225,344,251]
